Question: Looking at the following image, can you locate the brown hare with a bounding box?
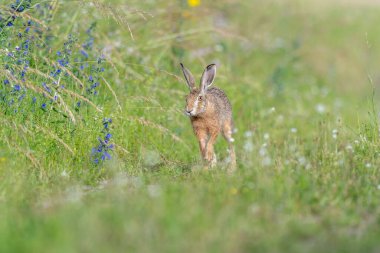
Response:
[180,63,236,172]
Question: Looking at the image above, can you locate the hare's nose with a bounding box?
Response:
[186,109,192,113]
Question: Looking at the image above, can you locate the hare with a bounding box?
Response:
[180,63,236,172]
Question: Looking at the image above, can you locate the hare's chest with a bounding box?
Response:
[191,116,221,134]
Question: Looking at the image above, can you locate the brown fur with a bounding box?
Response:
[181,63,236,172]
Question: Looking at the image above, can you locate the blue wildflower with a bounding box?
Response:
[18,94,25,101]
[42,83,52,93]
[104,152,111,160]
[57,59,65,67]
[80,50,88,58]
[91,118,113,165]
[13,85,21,91]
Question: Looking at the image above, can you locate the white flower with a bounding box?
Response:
[332,129,338,139]
[366,163,372,168]
[262,156,272,166]
[346,145,353,152]
[377,185,380,190]
[290,128,297,133]
[244,140,254,152]
[61,170,69,178]
[263,133,270,140]
[244,131,253,138]
[298,156,306,166]
[315,103,326,114]
[259,146,267,157]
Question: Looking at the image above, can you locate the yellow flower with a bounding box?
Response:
[188,0,201,7]
[229,187,238,195]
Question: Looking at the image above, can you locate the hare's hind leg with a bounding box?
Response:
[222,121,237,173]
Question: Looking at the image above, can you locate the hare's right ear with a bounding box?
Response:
[180,63,195,91]
[200,64,216,95]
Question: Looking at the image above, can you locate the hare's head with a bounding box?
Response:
[180,63,216,117]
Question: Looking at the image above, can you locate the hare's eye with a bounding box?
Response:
[198,96,202,101]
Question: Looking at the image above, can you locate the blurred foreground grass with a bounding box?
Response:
[0,0,380,252]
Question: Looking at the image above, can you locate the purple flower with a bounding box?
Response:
[18,94,26,101]
[104,152,111,160]
[91,118,113,165]
[105,133,112,140]
[13,85,21,91]
[80,50,88,58]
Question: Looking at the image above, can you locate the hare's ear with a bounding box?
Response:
[200,64,216,94]
[180,63,195,91]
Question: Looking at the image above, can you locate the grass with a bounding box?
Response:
[0,0,380,252]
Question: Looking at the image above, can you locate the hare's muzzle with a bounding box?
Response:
[185,109,192,116]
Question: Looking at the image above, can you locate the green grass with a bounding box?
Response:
[1,0,380,252]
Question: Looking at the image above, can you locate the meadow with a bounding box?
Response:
[0,0,380,252]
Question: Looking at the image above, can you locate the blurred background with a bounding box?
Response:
[0,0,380,252]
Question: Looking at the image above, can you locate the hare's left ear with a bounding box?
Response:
[200,64,216,94]
[180,63,196,91]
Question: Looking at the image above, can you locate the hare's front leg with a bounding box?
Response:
[206,131,218,167]
[195,129,208,169]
